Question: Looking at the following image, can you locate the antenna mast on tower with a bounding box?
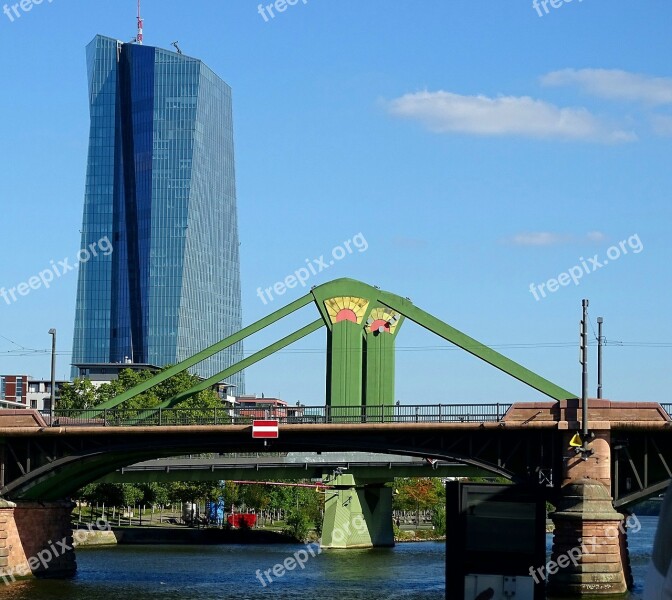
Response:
[136,0,144,44]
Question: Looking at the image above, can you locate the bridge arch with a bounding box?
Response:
[3,423,543,501]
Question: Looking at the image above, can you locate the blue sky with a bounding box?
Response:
[0,1,670,405]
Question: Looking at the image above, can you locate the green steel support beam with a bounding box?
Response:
[311,278,574,400]
[97,277,574,413]
[328,320,364,408]
[95,293,313,409]
[365,328,396,408]
[160,319,324,408]
[364,307,404,409]
[382,296,576,401]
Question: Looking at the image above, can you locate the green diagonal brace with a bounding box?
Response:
[98,277,575,412]
[158,319,324,408]
[95,293,313,409]
[309,278,575,400]
[382,297,576,401]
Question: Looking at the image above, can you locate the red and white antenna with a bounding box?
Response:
[136,0,144,44]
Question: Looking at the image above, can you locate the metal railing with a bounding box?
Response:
[46,403,512,427]
[662,404,672,418]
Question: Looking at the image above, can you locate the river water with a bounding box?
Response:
[0,516,658,600]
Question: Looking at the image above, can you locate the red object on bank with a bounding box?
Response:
[252,420,279,439]
[227,513,257,528]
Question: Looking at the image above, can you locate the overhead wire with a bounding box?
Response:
[2,340,672,359]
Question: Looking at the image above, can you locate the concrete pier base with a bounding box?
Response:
[321,474,394,548]
[0,499,76,582]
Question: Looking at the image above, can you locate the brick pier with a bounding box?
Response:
[505,399,662,596]
[550,406,629,596]
[0,500,76,582]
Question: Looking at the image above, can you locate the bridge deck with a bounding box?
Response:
[0,400,669,435]
[1,402,671,504]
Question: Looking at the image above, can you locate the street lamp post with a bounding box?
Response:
[48,328,56,421]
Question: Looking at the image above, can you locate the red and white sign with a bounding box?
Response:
[252,420,279,439]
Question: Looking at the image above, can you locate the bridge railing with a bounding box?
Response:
[49,404,512,427]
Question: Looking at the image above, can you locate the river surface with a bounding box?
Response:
[0,516,658,599]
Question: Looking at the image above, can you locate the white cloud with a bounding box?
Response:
[586,231,607,243]
[387,91,635,143]
[651,115,672,137]
[508,233,572,247]
[506,232,607,247]
[391,236,429,250]
[541,69,672,106]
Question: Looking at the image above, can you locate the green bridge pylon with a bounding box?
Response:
[320,474,394,549]
[311,281,405,413]
[94,278,576,412]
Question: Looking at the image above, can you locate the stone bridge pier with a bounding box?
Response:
[0,500,76,583]
[548,416,631,596]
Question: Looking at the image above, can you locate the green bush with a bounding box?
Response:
[432,506,446,536]
[284,508,310,542]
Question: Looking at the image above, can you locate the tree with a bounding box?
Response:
[76,483,144,508]
[394,478,443,511]
[58,379,99,410]
[393,478,445,526]
[432,506,446,536]
[167,482,222,505]
[69,366,230,507]
[284,508,310,541]
[138,483,171,507]
[239,484,271,512]
[221,481,240,509]
[60,367,225,412]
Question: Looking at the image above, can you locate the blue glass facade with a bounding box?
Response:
[72,35,245,390]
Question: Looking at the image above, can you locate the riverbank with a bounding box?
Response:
[74,526,298,547]
[74,525,447,547]
[396,534,446,543]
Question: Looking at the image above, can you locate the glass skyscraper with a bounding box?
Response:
[72,35,244,390]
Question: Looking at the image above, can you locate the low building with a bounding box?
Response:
[215,382,237,414]
[236,396,288,418]
[0,375,67,412]
[235,395,305,420]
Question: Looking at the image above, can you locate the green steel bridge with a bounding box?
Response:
[0,278,670,595]
[1,278,671,512]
